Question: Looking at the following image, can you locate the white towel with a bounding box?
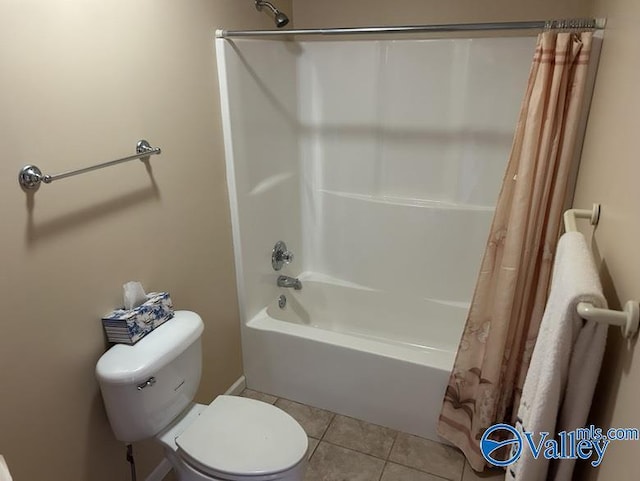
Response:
[507,232,608,481]
[0,456,12,481]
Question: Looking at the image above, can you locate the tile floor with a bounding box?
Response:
[239,389,504,481]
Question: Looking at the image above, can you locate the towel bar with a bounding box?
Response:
[563,203,600,232]
[18,139,161,191]
[564,204,639,338]
[577,301,639,338]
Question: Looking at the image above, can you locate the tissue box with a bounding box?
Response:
[101,292,174,345]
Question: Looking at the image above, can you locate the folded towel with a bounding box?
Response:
[0,456,12,481]
[508,232,608,481]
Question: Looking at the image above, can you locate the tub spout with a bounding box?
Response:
[277,275,302,290]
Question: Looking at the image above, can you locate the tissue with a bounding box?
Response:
[123,281,147,310]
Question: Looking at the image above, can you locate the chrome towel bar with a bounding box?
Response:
[563,203,639,338]
[18,139,161,191]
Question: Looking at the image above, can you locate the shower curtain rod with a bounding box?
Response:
[216,18,605,38]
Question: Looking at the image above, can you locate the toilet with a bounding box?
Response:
[95,311,308,481]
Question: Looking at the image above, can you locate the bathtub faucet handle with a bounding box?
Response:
[272,240,294,271]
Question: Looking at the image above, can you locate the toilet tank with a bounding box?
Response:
[96,310,204,443]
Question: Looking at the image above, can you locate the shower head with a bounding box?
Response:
[255,0,290,28]
[274,11,290,28]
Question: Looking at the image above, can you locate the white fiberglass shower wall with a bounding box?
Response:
[217,35,535,440]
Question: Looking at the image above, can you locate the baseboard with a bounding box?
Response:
[225,375,246,396]
[144,458,172,481]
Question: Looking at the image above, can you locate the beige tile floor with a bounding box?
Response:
[239,389,504,481]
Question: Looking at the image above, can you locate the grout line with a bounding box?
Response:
[385,432,465,481]
[386,430,399,461]
[319,413,336,440]
[390,459,460,481]
[378,461,388,481]
[320,411,401,461]
[320,437,391,462]
[386,460,458,481]
[308,437,320,461]
[387,455,461,481]
[388,442,466,481]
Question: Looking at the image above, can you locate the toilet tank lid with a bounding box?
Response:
[96,310,204,385]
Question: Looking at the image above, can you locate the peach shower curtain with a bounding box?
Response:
[438,31,593,471]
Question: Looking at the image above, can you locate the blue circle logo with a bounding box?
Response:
[480,424,523,467]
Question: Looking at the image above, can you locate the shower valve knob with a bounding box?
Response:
[281,251,294,263]
[272,241,294,271]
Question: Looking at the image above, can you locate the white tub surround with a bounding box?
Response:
[217,35,536,440]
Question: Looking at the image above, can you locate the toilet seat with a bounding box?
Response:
[175,395,308,480]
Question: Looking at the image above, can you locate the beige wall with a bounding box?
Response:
[0,1,291,480]
[293,0,592,28]
[572,0,640,480]
[2,0,637,479]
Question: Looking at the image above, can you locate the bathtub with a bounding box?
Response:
[241,273,466,441]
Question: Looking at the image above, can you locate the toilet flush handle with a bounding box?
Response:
[137,377,156,390]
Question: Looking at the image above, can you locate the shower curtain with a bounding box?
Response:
[438,31,593,471]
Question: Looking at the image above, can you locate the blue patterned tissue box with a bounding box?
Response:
[101,292,174,345]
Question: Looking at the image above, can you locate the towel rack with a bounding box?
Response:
[564,203,639,338]
[18,139,161,191]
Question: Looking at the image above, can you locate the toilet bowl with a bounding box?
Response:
[156,396,307,481]
[95,311,307,481]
